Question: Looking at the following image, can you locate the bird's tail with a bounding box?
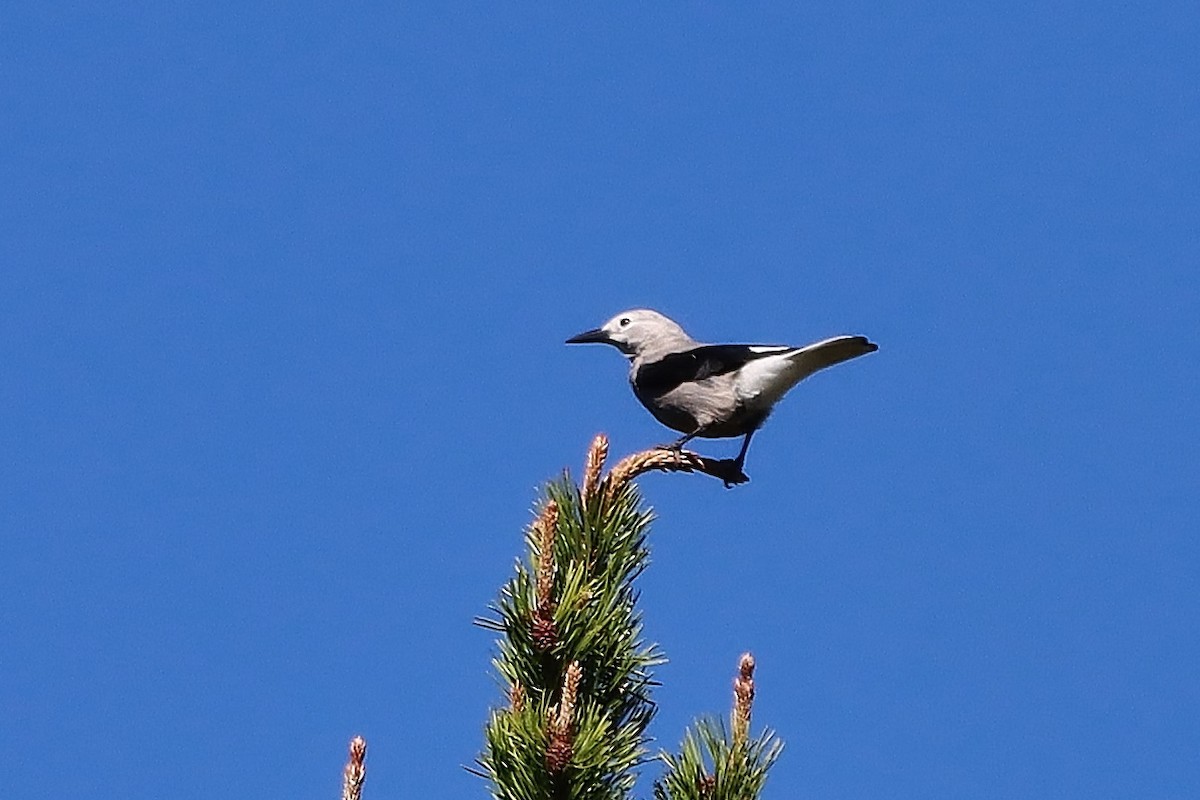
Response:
[789,335,878,376]
[738,335,877,407]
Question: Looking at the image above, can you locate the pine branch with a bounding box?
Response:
[476,435,664,800]
[476,434,783,800]
[653,655,784,800]
[605,448,749,491]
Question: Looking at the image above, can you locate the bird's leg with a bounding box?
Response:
[668,429,701,451]
[733,431,755,470]
[665,423,715,452]
[703,431,754,488]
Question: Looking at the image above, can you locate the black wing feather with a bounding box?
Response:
[634,345,787,397]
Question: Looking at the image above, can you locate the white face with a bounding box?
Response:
[567,308,689,356]
[598,309,679,351]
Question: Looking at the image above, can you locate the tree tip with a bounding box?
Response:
[342,736,367,800]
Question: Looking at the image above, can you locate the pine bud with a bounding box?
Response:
[535,500,558,613]
[581,433,609,503]
[509,681,525,713]
[531,610,557,652]
[546,661,582,774]
[341,736,366,800]
[732,651,756,748]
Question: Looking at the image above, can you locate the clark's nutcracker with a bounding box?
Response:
[567,309,877,483]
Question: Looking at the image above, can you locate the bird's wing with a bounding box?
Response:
[634,344,793,397]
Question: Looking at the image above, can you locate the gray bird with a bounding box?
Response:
[567,309,877,484]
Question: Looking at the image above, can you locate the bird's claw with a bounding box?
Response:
[713,459,750,488]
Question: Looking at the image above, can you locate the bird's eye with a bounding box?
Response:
[619,318,630,327]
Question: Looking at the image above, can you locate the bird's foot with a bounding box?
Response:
[711,459,750,488]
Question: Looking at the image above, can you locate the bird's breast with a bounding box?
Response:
[630,376,762,438]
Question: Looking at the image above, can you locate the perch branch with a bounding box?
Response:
[604,444,749,501]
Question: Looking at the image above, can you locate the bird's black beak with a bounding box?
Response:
[566,327,610,345]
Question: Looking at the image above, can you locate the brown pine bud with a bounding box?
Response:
[531,610,557,652]
[534,501,559,614]
[732,651,756,748]
[546,662,582,774]
[341,736,366,800]
[509,681,526,713]
[545,736,573,775]
[581,434,610,502]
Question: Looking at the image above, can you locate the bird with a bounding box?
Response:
[566,309,877,484]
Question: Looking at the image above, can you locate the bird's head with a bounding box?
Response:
[566,309,691,357]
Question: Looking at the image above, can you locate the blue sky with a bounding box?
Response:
[2,3,1198,798]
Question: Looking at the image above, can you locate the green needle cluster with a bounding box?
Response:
[474,436,783,800]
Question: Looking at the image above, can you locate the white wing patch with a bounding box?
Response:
[734,350,804,407]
